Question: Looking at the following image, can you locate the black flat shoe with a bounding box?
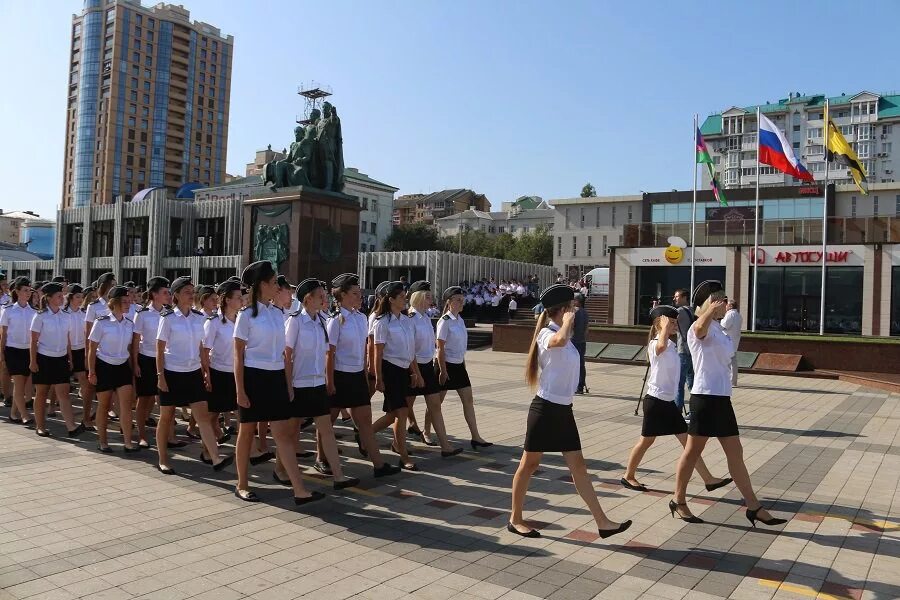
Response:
[620,478,648,492]
[705,477,733,492]
[598,520,633,539]
[234,488,260,502]
[217,432,232,444]
[399,461,419,472]
[35,429,52,438]
[424,438,439,447]
[334,477,360,490]
[470,440,493,450]
[746,507,788,528]
[373,463,401,478]
[340,416,353,423]
[313,461,333,476]
[226,425,237,435]
[156,464,176,475]
[213,454,235,471]
[250,451,274,465]
[67,423,86,438]
[82,423,97,432]
[168,440,188,449]
[355,433,368,458]
[299,417,314,431]
[123,446,141,453]
[200,452,213,465]
[441,447,464,457]
[294,491,325,506]
[186,429,201,440]
[668,500,703,523]
[273,472,292,486]
[507,522,541,538]
[8,417,23,424]
[98,445,113,453]
[145,417,157,427]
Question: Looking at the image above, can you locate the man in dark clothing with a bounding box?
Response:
[673,288,694,416]
[573,294,589,394]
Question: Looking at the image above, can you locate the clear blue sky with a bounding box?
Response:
[2,0,899,218]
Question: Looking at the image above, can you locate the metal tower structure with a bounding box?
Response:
[296,81,332,125]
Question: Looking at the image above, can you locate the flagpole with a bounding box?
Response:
[690,114,698,304]
[752,106,760,333]
[819,100,829,335]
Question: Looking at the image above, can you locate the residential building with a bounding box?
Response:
[434,198,554,238]
[0,211,56,260]
[393,194,424,226]
[343,168,399,252]
[63,0,233,207]
[700,91,900,191]
[245,146,285,178]
[392,189,489,226]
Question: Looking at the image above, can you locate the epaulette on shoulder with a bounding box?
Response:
[239,306,249,311]
[375,313,386,321]
[37,308,47,314]
[441,314,451,320]
[62,307,70,313]
[330,309,340,318]
[160,308,174,317]
[288,310,301,318]
[136,306,149,313]
[96,314,111,321]
[206,314,217,320]
[124,316,133,323]
[274,306,285,313]
[89,299,101,305]
[191,308,203,316]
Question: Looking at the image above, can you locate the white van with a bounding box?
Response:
[584,267,609,296]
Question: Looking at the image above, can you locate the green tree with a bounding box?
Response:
[383,223,442,251]
[581,182,596,198]
[506,227,553,265]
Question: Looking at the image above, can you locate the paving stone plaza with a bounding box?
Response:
[0,350,897,600]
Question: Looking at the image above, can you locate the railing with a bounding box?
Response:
[622,217,900,247]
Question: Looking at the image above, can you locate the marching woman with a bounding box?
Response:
[509,284,632,539]
[155,276,232,474]
[371,282,423,471]
[64,284,93,431]
[436,286,491,450]
[86,285,137,452]
[84,272,116,425]
[404,280,462,456]
[195,285,218,318]
[29,282,83,437]
[366,281,390,399]
[233,261,322,504]
[670,282,788,527]
[284,278,360,489]
[0,277,36,425]
[131,277,171,449]
[620,304,731,493]
[324,273,400,477]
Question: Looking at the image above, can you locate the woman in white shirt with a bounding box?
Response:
[233,261,322,505]
[437,287,491,451]
[83,272,116,425]
[509,284,632,540]
[670,282,787,528]
[64,284,92,431]
[201,280,241,431]
[131,277,171,449]
[365,281,390,399]
[620,305,730,501]
[0,277,37,425]
[30,282,82,437]
[194,285,218,319]
[87,286,136,452]
[155,276,232,474]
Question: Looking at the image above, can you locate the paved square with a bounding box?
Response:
[1,350,898,599]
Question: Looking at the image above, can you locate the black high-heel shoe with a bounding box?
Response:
[746,507,787,528]
[668,500,704,523]
[470,439,493,450]
[705,477,733,492]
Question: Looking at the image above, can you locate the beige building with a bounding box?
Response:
[434,199,555,238]
[392,190,489,226]
[63,0,233,207]
[245,146,285,178]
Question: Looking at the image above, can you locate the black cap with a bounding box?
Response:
[442,286,464,302]
[41,282,64,295]
[170,276,193,294]
[51,276,66,283]
[692,280,724,308]
[12,276,31,288]
[383,281,404,297]
[83,285,95,294]
[241,260,276,286]
[408,280,431,294]
[374,281,390,298]
[539,284,574,309]
[276,274,292,289]
[216,280,242,296]
[295,278,324,301]
[196,285,215,297]
[227,275,242,283]
[331,273,359,288]
[147,277,170,293]
[108,285,129,300]
[649,305,679,320]
[124,281,136,288]
[68,284,84,295]
[97,272,115,286]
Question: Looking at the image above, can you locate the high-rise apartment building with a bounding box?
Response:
[63,0,233,207]
[700,91,900,190]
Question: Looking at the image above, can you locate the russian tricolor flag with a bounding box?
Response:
[758,113,815,182]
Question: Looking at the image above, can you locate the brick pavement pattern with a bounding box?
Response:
[0,350,898,599]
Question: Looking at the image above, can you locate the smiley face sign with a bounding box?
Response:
[664,236,687,265]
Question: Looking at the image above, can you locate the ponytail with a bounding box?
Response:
[40,295,49,312]
[524,310,549,390]
[250,282,261,317]
[443,299,452,315]
[648,316,663,345]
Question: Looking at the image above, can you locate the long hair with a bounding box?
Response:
[40,294,50,311]
[10,280,29,304]
[524,303,566,390]
[332,280,358,325]
[98,280,114,300]
[376,288,404,318]
[64,290,78,311]
[648,315,664,344]
[443,299,453,315]
[219,289,240,323]
[409,291,429,313]
[108,297,126,315]
[249,281,262,317]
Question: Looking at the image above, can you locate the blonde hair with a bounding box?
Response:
[695,290,727,319]
[647,315,664,344]
[409,290,429,313]
[524,304,567,390]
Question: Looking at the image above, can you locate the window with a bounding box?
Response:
[595,206,600,226]
[857,142,871,159]
[883,142,892,154]
[793,125,801,132]
[90,220,114,256]
[793,141,800,150]
[360,220,367,233]
[370,245,375,252]
[360,243,366,252]
[602,235,608,256]
[580,209,585,228]
[858,124,872,140]
[587,236,592,257]
[883,125,893,135]
[123,217,148,256]
[611,206,616,227]
[851,196,857,217]
[169,218,184,256]
[627,205,633,223]
[896,195,900,215]
[874,195,879,216]
[194,218,225,255]
[807,144,824,155]
[727,153,739,168]
[557,237,562,257]
[370,222,376,234]
[64,224,83,258]
[841,124,853,136]
[571,236,577,257]
[807,127,823,139]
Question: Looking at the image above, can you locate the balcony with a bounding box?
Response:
[622,217,900,247]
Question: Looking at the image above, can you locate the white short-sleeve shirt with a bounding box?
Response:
[688,320,733,397]
[84,297,109,325]
[436,312,467,364]
[373,313,414,369]
[0,302,37,349]
[646,338,679,402]
[536,322,578,405]
[156,308,205,373]
[88,314,133,365]
[65,308,86,350]
[203,314,235,373]
[233,303,286,371]
[31,307,70,357]
[133,305,163,357]
[285,308,327,387]
[407,310,436,365]
[326,307,367,373]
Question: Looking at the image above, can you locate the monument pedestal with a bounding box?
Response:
[242,186,361,283]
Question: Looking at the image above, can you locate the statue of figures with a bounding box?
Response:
[315,102,344,192]
[263,109,321,190]
[331,104,344,191]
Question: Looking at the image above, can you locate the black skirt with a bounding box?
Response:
[524,396,581,453]
[159,369,205,408]
[381,360,410,413]
[407,361,441,397]
[641,394,688,437]
[134,353,159,397]
[441,361,472,391]
[3,346,31,377]
[95,358,133,393]
[239,366,290,423]
[33,354,71,386]
[291,385,331,418]
[207,368,237,413]
[688,394,740,438]
[71,348,86,373]
[331,369,370,409]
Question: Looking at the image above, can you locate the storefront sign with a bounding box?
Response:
[798,186,822,195]
[748,245,865,267]
[617,246,727,267]
[705,206,758,234]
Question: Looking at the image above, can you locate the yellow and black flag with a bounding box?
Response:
[826,119,868,195]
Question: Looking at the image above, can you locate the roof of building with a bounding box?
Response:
[0,242,42,262]
[0,211,46,221]
[343,168,398,191]
[701,91,900,135]
[550,194,642,206]
[510,195,543,210]
[437,207,555,223]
